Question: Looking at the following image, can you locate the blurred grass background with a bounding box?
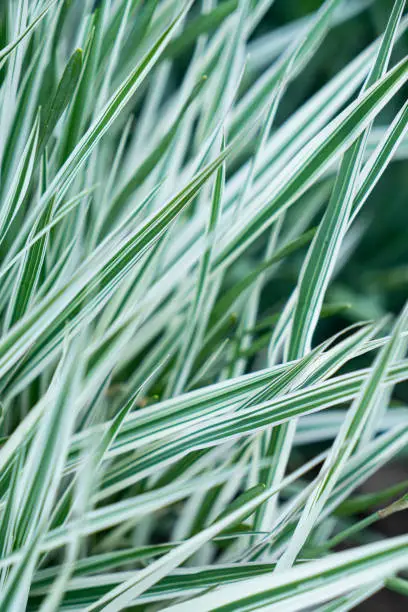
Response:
[260,2,408,609]
[260,0,408,325]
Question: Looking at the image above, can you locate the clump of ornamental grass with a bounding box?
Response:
[1,0,408,610]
